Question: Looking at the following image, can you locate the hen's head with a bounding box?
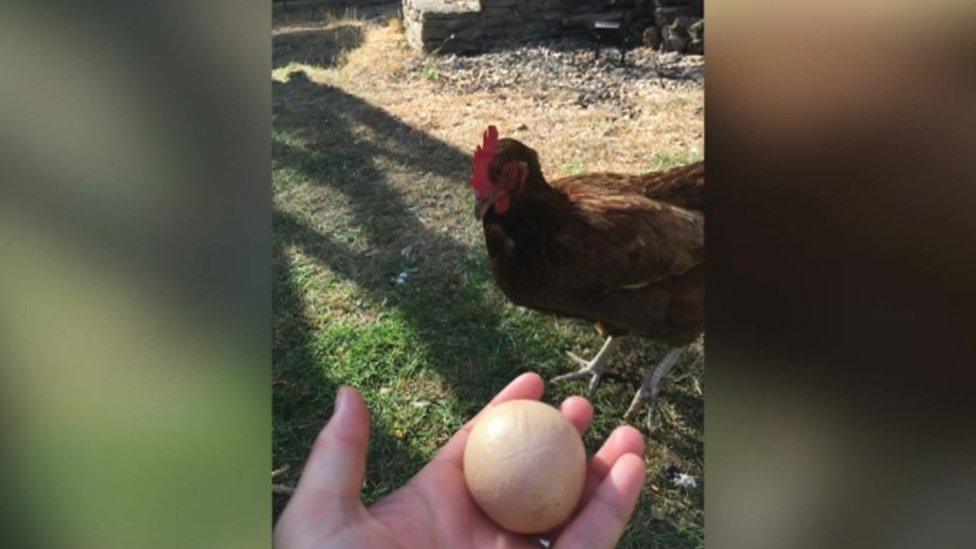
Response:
[470,125,541,220]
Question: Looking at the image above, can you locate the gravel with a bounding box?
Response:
[408,37,704,118]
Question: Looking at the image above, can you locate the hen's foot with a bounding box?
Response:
[623,347,683,431]
[551,351,609,394]
[550,336,622,395]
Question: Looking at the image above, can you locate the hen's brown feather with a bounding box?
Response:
[482,160,704,346]
[556,161,704,211]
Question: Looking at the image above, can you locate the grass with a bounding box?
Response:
[650,149,704,171]
[273,7,704,547]
[421,61,440,82]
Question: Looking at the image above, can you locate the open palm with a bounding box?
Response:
[275,373,647,548]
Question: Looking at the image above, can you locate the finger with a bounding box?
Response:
[432,372,545,464]
[545,426,643,540]
[580,426,645,504]
[559,395,593,435]
[555,453,646,549]
[295,386,371,512]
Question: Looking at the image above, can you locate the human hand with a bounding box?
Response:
[274,372,647,548]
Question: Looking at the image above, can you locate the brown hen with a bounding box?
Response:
[469,126,703,426]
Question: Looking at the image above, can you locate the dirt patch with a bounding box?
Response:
[408,37,704,119]
[273,12,703,180]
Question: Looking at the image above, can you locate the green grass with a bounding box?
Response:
[566,162,588,175]
[273,10,703,547]
[649,149,704,171]
[421,60,439,82]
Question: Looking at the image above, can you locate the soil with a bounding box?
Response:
[408,37,704,119]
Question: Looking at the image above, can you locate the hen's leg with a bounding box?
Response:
[551,335,622,394]
[623,347,683,430]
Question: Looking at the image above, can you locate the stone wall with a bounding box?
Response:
[403,0,702,54]
[274,0,397,9]
[403,0,575,54]
[648,0,704,53]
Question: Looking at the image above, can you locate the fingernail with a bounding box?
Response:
[334,386,351,416]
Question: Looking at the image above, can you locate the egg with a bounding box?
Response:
[463,399,586,533]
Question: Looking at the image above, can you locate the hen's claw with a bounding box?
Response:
[623,387,650,420]
[623,387,662,432]
[551,352,607,394]
[623,347,684,431]
[550,336,622,395]
[566,351,590,368]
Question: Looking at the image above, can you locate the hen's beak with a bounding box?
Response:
[474,196,493,220]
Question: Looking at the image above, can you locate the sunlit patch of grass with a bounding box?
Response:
[566,162,587,175]
[387,15,404,33]
[421,62,439,82]
[649,148,704,171]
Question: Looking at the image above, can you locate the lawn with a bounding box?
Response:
[272,7,704,547]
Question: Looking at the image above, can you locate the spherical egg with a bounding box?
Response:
[463,399,586,533]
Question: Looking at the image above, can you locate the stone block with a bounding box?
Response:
[687,18,703,41]
[408,0,480,14]
[642,25,662,48]
[402,0,698,54]
[654,6,697,27]
[671,15,699,32]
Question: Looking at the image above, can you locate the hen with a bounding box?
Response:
[469,126,703,426]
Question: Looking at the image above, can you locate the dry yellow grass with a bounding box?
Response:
[272,16,703,179]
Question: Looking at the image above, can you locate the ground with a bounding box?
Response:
[272,6,704,547]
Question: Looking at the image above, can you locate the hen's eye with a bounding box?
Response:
[489,163,502,180]
[501,162,518,182]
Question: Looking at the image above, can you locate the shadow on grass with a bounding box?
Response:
[273,70,539,394]
[273,25,363,70]
[272,213,435,518]
[272,71,542,516]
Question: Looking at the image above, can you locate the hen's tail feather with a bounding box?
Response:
[639,161,704,211]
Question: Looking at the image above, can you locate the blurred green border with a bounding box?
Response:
[1,2,270,547]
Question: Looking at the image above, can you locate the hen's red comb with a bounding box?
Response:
[470,125,498,199]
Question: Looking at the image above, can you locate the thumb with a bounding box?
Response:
[294,386,371,517]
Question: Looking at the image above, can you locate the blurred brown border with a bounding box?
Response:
[707,1,976,546]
